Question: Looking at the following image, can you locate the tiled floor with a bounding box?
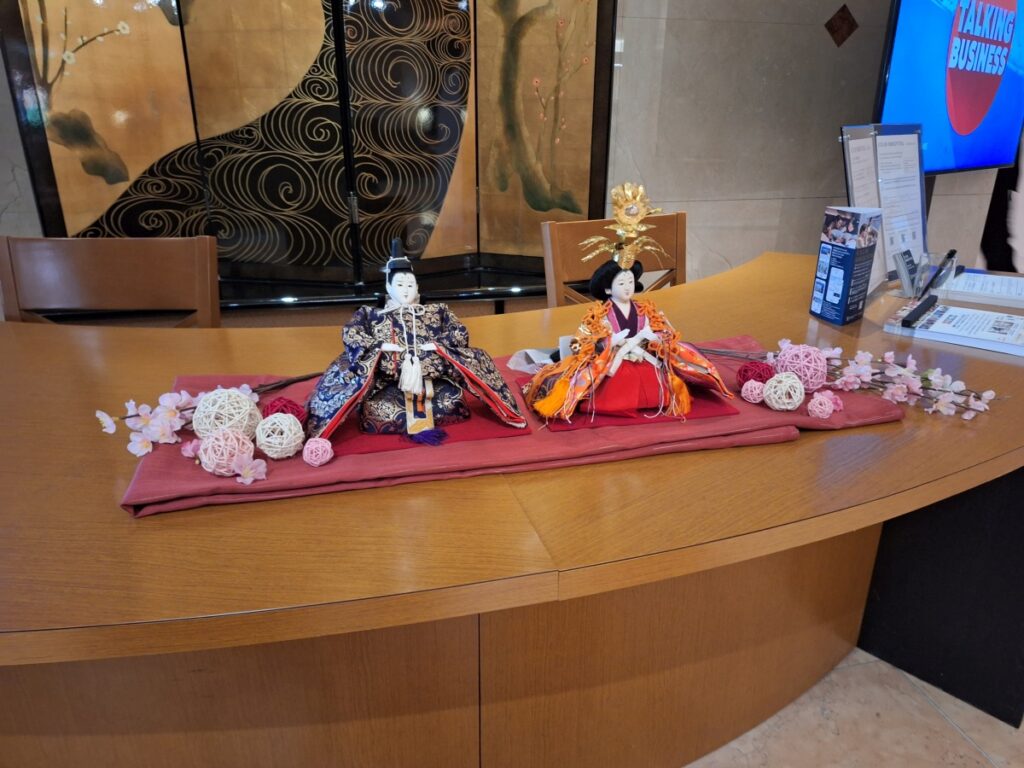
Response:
[685,649,1023,768]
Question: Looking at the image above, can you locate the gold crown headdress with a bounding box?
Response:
[579,182,668,270]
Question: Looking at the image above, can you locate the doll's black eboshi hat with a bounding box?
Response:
[589,258,644,300]
[382,257,415,283]
[382,238,415,283]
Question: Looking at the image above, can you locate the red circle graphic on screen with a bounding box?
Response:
[946,0,1017,135]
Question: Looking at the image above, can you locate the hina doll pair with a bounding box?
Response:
[306,184,732,440]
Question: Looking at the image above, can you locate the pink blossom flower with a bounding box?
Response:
[981,389,995,403]
[966,395,988,412]
[924,368,952,390]
[125,403,154,431]
[181,439,201,458]
[902,375,923,396]
[833,374,862,391]
[153,403,186,431]
[904,354,918,374]
[882,351,895,364]
[143,416,180,444]
[841,360,873,384]
[882,382,908,403]
[95,410,116,434]
[950,380,966,393]
[232,455,267,485]
[777,338,791,349]
[962,410,977,421]
[158,391,186,410]
[932,392,957,416]
[127,431,153,457]
[853,350,873,367]
[125,399,136,415]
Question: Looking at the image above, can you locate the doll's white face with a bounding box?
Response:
[606,270,635,302]
[387,272,419,306]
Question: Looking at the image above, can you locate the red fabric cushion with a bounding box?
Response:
[120,336,904,517]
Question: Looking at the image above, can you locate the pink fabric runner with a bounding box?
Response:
[121,336,903,517]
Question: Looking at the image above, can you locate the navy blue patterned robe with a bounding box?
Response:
[307,303,527,437]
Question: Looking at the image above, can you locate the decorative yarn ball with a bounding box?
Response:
[192,389,261,439]
[255,413,305,460]
[807,392,835,420]
[740,379,765,404]
[736,361,776,388]
[198,428,254,476]
[762,372,805,412]
[261,396,307,426]
[817,389,845,413]
[774,344,828,392]
[303,437,334,467]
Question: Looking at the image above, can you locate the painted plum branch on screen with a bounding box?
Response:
[489,0,593,213]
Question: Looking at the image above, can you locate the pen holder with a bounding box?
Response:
[912,251,958,300]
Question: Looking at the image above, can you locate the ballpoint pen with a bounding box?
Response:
[915,249,957,300]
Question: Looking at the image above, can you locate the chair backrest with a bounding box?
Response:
[0,236,220,327]
[541,212,686,307]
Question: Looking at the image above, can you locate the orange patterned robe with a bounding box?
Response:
[524,299,732,421]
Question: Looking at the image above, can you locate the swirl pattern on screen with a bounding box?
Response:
[79,0,470,268]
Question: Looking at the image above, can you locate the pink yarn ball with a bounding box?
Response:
[818,389,845,412]
[741,379,765,404]
[775,344,828,392]
[303,437,334,468]
[807,393,835,420]
[198,428,254,476]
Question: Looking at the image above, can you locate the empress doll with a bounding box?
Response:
[524,183,732,421]
[307,258,527,440]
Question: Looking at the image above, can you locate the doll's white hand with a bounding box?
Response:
[610,329,630,347]
[381,342,403,352]
[637,325,659,343]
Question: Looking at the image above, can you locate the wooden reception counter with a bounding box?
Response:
[1,253,1021,767]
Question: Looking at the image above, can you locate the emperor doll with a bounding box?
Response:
[307,258,527,441]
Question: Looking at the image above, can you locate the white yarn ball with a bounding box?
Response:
[192,389,261,439]
[762,372,805,412]
[198,428,254,476]
[255,413,305,459]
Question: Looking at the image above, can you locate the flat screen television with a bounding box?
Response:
[875,0,1024,174]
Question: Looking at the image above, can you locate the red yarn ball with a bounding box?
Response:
[736,361,775,388]
[261,396,308,426]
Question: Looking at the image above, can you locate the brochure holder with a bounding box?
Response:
[840,124,928,296]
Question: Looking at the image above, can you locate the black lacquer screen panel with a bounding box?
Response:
[80,0,470,272]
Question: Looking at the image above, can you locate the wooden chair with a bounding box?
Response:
[540,212,686,307]
[0,236,220,327]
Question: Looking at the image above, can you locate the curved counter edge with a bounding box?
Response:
[3,448,1018,666]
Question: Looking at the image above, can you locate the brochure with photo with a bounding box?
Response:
[811,206,883,325]
[884,301,1024,357]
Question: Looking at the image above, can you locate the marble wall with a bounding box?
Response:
[607,0,996,278]
[0,57,42,237]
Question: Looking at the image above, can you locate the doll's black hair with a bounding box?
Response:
[384,257,415,285]
[588,259,644,300]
